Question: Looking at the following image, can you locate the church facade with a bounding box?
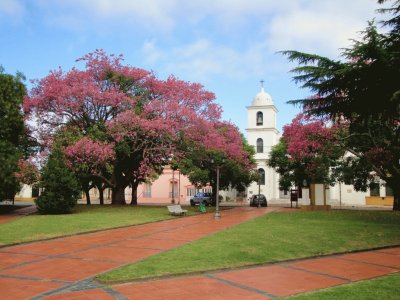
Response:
[245,84,280,202]
[244,84,393,208]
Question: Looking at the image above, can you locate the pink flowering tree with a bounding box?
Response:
[15,159,39,187]
[25,50,252,205]
[268,113,344,191]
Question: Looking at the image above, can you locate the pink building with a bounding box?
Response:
[136,166,212,205]
[83,166,214,205]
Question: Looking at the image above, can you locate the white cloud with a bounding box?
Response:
[0,0,25,20]
[142,40,164,64]
[141,38,274,82]
[37,0,177,32]
[30,0,385,83]
[264,0,381,57]
[48,14,84,32]
[33,0,382,56]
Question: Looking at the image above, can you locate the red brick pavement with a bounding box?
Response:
[0,207,271,299]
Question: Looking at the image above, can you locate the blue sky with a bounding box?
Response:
[0,0,383,134]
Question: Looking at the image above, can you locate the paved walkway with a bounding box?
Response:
[0,207,399,299]
[0,207,272,299]
[0,204,38,225]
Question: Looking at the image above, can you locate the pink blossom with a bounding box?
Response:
[64,137,115,175]
[283,113,337,160]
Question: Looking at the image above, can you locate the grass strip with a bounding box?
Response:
[97,210,400,282]
[286,272,400,300]
[0,205,199,245]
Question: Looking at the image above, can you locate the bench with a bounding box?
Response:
[167,205,188,216]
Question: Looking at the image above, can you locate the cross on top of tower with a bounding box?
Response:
[260,80,264,88]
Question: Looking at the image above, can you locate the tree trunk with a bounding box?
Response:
[131,189,138,206]
[84,188,91,205]
[297,184,303,198]
[392,186,400,211]
[386,179,400,211]
[112,185,126,205]
[99,186,104,205]
[130,181,139,205]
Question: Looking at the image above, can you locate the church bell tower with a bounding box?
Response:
[246,81,279,201]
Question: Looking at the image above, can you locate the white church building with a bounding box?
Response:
[244,83,393,208]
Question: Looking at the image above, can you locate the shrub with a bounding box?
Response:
[35,147,80,214]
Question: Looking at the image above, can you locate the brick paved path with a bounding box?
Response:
[0,204,38,225]
[0,207,399,299]
[0,207,272,299]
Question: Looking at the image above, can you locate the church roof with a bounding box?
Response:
[251,87,274,106]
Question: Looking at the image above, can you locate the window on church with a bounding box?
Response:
[369,182,380,196]
[385,185,393,196]
[256,111,263,126]
[256,138,263,153]
[258,168,265,185]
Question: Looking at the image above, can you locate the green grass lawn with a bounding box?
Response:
[286,273,400,300]
[97,210,400,282]
[0,204,200,245]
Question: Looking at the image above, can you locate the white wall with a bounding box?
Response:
[15,184,32,198]
[329,183,368,207]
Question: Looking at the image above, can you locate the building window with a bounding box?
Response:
[143,183,152,198]
[169,181,178,198]
[385,185,393,196]
[202,188,212,194]
[257,138,263,153]
[258,168,265,185]
[187,188,196,196]
[256,111,263,126]
[370,182,380,196]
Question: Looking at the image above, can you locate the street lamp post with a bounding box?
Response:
[211,158,224,219]
[172,167,175,204]
[258,178,261,208]
[178,170,181,205]
[214,165,221,219]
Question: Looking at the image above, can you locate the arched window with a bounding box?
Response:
[256,138,263,153]
[258,168,265,185]
[256,111,263,126]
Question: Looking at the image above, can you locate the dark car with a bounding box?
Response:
[190,192,213,206]
[249,194,267,207]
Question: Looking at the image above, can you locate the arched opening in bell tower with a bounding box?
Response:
[256,111,263,126]
[256,138,264,153]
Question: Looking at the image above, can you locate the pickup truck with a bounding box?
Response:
[190,192,213,206]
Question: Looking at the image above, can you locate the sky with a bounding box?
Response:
[0,0,385,134]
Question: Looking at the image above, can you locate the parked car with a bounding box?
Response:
[190,192,213,206]
[249,194,267,207]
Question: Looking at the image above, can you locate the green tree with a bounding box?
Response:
[268,139,308,192]
[35,146,80,214]
[178,135,257,204]
[282,0,400,210]
[0,68,26,202]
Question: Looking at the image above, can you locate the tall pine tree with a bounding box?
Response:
[282,0,400,210]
